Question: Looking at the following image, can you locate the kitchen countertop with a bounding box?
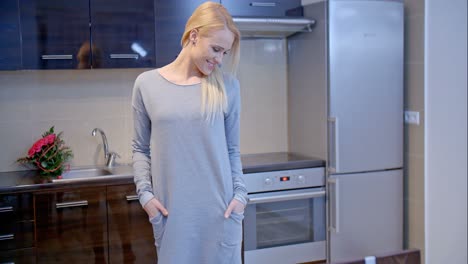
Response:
[0,168,134,193]
[0,152,325,194]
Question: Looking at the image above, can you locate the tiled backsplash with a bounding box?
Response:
[0,39,288,172]
[0,69,139,171]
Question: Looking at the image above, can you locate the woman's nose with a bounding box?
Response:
[214,53,223,64]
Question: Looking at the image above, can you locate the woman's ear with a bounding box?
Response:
[190,29,199,45]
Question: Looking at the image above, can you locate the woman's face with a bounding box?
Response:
[190,27,235,76]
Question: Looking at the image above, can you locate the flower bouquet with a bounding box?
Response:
[17,127,73,181]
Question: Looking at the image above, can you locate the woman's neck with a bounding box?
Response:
[160,48,202,85]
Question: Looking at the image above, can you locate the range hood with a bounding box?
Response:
[233,17,316,38]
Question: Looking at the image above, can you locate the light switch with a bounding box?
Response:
[364,256,376,264]
[404,111,420,125]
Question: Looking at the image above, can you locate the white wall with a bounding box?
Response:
[424,0,467,263]
[0,69,139,171]
[238,39,289,154]
[403,0,426,259]
[0,39,289,172]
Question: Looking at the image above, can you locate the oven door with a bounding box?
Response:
[243,187,326,264]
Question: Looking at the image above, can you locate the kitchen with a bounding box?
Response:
[0,0,466,264]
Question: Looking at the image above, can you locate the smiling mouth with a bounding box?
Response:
[206,60,215,69]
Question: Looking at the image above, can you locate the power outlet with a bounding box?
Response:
[404,111,420,125]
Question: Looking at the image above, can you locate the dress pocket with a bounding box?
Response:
[222,211,244,247]
[149,212,166,248]
[218,211,244,264]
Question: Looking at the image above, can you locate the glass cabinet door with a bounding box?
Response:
[90,0,156,68]
[0,0,22,70]
[20,0,90,69]
[154,0,217,67]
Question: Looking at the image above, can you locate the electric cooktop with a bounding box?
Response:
[241,152,325,174]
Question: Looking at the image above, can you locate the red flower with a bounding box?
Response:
[36,139,45,149]
[28,140,41,157]
[27,147,36,157]
[44,134,56,144]
[17,127,73,180]
[28,137,51,157]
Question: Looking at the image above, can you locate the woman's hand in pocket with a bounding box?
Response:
[143,198,168,218]
[224,198,245,218]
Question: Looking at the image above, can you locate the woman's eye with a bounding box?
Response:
[212,47,220,52]
[223,51,228,55]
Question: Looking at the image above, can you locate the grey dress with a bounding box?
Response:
[131,69,248,264]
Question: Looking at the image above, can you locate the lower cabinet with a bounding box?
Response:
[34,184,156,264]
[0,192,35,264]
[35,187,108,263]
[107,184,157,263]
[0,248,36,263]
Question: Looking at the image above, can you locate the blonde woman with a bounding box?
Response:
[131,1,247,263]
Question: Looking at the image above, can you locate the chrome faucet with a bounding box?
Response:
[92,128,120,167]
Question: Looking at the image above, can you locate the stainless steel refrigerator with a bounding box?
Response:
[288,0,404,262]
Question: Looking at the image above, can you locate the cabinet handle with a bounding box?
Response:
[0,234,14,241]
[56,200,88,209]
[41,55,73,60]
[250,2,276,7]
[248,189,325,204]
[0,206,13,213]
[110,54,139,59]
[328,177,340,233]
[125,195,139,201]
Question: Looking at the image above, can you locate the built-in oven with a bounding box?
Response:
[242,162,326,264]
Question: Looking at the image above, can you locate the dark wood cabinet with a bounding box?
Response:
[2,182,157,263]
[220,0,303,17]
[0,0,22,70]
[90,0,156,68]
[0,192,33,222]
[0,193,34,250]
[0,193,35,263]
[154,0,218,67]
[0,221,34,251]
[20,0,91,69]
[107,184,157,263]
[35,187,108,263]
[34,184,156,263]
[0,247,36,264]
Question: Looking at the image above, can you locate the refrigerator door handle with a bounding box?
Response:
[328,117,339,173]
[328,177,340,233]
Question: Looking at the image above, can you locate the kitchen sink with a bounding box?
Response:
[52,165,133,182]
[61,168,112,179]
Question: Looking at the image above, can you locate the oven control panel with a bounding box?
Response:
[243,167,325,193]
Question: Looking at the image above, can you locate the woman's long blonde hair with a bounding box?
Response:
[181,1,240,123]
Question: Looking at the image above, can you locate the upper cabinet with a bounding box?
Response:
[0,0,22,70]
[19,0,155,69]
[154,0,217,67]
[90,0,155,68]
[20,0,90,69]
[220,0,303,17]
[1,0,304,71]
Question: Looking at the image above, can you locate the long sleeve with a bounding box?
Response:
[132,79,155,208]
[224,77,248,205]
